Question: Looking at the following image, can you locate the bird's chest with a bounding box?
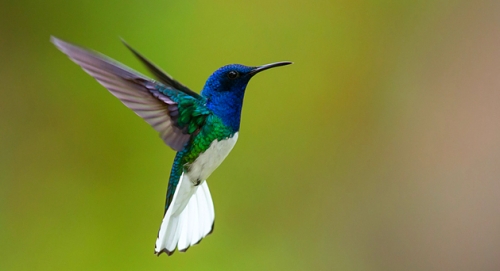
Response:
[186,132,239,182]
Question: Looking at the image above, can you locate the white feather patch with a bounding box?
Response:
[155,133,238,255]
[187,133,239,183]
[155,173,215,255]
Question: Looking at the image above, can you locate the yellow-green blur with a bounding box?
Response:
[2,1,500,270]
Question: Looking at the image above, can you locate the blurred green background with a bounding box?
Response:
[2,1,500,270]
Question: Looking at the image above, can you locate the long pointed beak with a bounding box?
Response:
[249,61,293,75]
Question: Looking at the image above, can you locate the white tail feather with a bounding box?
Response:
[155,173,215,255]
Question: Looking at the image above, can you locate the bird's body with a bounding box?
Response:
[51,36,291,256]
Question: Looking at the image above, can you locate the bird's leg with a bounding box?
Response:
[183,163,201,186]
[194,179,201,186]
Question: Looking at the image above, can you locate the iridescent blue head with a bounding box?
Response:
[201,61,292,131]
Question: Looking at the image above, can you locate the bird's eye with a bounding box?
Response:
[227,70,239,79]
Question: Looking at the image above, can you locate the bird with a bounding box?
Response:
[51,36,291,256]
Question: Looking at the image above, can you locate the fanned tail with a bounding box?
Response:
[155,173,215,256]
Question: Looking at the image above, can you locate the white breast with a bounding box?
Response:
[187,132,239,183]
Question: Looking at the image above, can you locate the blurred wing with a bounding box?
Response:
[51,36,208,151]
[120,39,202,99]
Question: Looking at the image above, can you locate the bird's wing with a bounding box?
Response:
[51,36,209,151]
[120,39,202,100]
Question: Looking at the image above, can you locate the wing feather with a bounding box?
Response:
[120,39,202,99]
[51,36,206,151]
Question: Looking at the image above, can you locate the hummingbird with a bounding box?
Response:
[51,36,291,256]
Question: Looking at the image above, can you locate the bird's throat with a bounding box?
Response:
[205,91,245,132]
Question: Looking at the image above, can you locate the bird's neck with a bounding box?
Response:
[202,87,246,132]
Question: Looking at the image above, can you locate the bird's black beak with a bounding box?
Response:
[249,61,292,76]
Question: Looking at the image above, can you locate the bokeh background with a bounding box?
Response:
[2,1,500,270]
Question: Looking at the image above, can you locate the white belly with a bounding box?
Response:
[187,132,239,183]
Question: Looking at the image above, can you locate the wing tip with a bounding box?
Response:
[120,37,136,55]
[50,35,67,50]
[50,35,58,44]
[50,36,80,52]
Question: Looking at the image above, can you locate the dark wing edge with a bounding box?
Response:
[51,36,190,151]
[120,38,202,99]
